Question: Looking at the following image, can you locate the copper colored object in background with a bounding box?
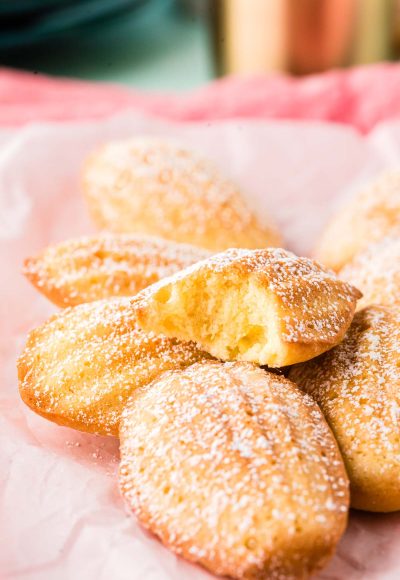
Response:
[288,0,357,74]
[211,0,395,76]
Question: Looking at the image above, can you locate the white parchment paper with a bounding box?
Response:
[2,113,400,580]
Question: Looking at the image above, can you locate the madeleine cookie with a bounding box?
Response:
[133,248,361,367]
[82,137,281,251]
[340,235,400,310]
[315,171,400,271]
[23,234,210,307]
[17,298,212,436]
[119,361,349,580]
[290,306,400,512]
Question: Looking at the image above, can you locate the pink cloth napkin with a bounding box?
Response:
[1,63,400,131]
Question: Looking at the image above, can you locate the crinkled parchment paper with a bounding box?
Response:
[2,113,400,580]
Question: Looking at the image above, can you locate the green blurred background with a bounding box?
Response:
[0,1,213,90]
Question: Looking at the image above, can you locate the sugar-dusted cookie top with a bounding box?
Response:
[340,235,400,310]
[23,234,210,307]
[17,297,212,436]
[133,247,361,367]
[120,361,349,580]
[82,137,281,251]
[290,305,400,512]
[316,171,400,271]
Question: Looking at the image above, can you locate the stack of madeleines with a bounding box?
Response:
[17,137,400,580]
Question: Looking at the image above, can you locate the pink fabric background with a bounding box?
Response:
[1,63,400,131]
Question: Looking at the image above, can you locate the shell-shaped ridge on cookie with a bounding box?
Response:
[290,305,400,512]
[119,361,349,580]
[23,233,211,307]
[17,297,212,436]
[82,137,281,251]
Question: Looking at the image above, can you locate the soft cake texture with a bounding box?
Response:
[17,298,212,436]
[82,137,281,251]
[315,171,400,271]
[340,235,400,310]
[119,361,349,580]
[290,305,400,512]
[133,248,361,367]
[23,234,210,307]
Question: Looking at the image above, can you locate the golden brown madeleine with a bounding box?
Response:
[17,298,212,436]
[340,235,400,310]
[119,361,349,580]
[23,234,210,307]
[133,248,361,367]
[82,137,281,251]
[290,306,400,512]
[315,171,400,271]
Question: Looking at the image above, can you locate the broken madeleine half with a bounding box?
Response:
[17,298,212,436]
[82,137,281,251]
[133,248,361,367]
[23,234,210,307]
[119,361,349,580]
[290,305,400,512]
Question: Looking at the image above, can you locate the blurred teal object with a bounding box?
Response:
[0,0,213,91]
[0,0,74,16]
[0,0,169,49]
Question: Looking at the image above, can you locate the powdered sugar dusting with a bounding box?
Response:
[17,297,212,436]
[340,235,400,309]
[119,361,348,579]
[316,171,400,270]
[83,137,280,250]
[23,233,210,307]
[353,171,400,236]
[290,306,400,484]
[135,247,361,345]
